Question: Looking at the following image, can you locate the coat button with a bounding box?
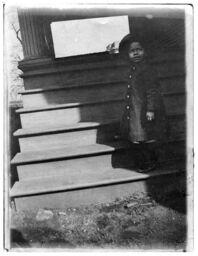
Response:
[127,116,130,120]
[126,105,130,109]
[132,66,136,70]
[126,95,130,99]
[127,85,131,88]
[129,75,132,78]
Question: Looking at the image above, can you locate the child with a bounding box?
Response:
[118,34,167,172]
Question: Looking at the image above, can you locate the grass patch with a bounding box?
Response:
[10,191,187,250]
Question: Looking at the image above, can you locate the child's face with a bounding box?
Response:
[128,42,145,63]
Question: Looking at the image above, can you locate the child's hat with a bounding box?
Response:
[119,33,143,54]
[119,33,133,53]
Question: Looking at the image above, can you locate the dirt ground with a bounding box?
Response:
[9,189,187,251]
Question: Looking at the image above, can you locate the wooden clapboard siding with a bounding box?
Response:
[155,60,185,78]
[159,76,185,94]
[163,94,186,116]
[167,115,186,140]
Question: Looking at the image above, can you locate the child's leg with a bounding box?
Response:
[145,141,158,164]
[131,142,151,170]
[145,140,167,166]
[132,141,158,172]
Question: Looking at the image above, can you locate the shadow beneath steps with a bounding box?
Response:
[146,166,187,214]
[10,228,30,248]
[10,227,75,249]
[9,103,21,187]
[144,139,187,214]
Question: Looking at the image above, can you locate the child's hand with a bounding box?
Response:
[146,111,154,121]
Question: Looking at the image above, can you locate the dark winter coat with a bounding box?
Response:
[120,60,167,142]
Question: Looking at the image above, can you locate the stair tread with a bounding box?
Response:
[11,141,130,165]
[18,80,126,95]
[14,120,118,137]
[16,98,123,114]
[10,165,184,197]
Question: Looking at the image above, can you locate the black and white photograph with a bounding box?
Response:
[3,0,194,251]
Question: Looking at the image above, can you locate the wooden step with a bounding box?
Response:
[20,81,126,108]
[15,150,133,181]
[11,165,185,210]
[19,75,185,109]
[14,114,185,153]
[14,121,118,137]
[22,62,128,90]
[14,121,120,152]
[16,94,185,115]
[17,96,185,129]
[12,139,185,182]
[17,99,124,129]
[11,141,131,181]
[11,141,130,165]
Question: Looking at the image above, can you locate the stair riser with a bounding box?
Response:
[20,101,124,129]
[13,173,185,210]
[22,83,126,108]
[18,125,119,152]
[23,65,127,90]
[17,150,132,181]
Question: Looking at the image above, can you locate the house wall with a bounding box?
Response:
[17,9,186,144]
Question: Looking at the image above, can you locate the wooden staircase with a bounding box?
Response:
[10,52,186,210]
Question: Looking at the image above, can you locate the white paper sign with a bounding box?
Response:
[51,15,130,58]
